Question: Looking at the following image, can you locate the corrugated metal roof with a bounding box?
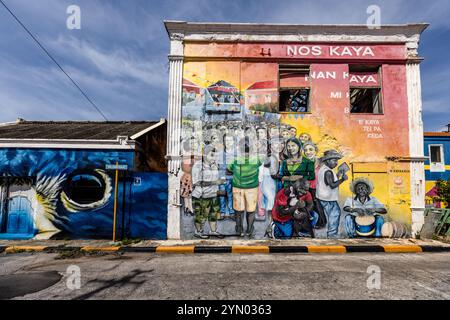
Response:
[0,120,162,140]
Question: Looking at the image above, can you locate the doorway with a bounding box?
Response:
[0,183,35,239]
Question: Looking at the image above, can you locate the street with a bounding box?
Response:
[1,252,449,300]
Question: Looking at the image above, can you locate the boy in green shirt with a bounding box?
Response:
[227,137,262,237]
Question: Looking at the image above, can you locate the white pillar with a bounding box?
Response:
[406,58,426,237]
[166,34,184,239]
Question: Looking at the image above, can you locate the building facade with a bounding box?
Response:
[0,119,167,240]
[165,22,428,240]
[424,132,450,208]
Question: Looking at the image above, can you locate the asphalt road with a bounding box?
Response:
[0,252,449,300]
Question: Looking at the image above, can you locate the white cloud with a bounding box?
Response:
[0,53,167,121]
[48,36,168,87]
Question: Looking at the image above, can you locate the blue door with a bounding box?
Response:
[6,196,33,235]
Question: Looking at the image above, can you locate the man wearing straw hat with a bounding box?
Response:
[316,150,348,238]
[343,178,387,238]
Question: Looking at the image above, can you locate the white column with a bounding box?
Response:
[166,32,184,240]
[406,58,426,237]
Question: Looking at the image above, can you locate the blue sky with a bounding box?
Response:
[0,0,448,131]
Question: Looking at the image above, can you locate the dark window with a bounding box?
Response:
[430,145,442,163]
[349,65,380,73]
[67,173,105,204]
[350,88,382,114]
[279,89,310,112]
[279,65,310,113]
[349,65,382,114]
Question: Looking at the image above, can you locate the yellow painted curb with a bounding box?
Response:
[307,246,347,253]
[81,246,120,252]
[5,246,47,253]
[155,246,195,254]
[232,246,270,254]
[382,245,423,253]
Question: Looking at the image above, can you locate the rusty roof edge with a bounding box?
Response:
[424,132,450,137]
[164,20,429,37]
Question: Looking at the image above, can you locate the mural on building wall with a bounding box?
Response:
[179,45,412,240]
[0,149,167,240]
[424,135,450,209]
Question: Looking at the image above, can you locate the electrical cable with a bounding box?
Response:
[0,0,109,121]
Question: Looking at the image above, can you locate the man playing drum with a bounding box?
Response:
[343,178,387,238]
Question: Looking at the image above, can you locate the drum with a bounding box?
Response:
[355,215,376,237]
[381,221,408,238]
[394,222,408,238]
[393,222,404,238]
[381,222,394,238]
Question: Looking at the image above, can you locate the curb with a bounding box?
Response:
[382,245,423,253]
[307,245,347,253]
[4,246,48,253]
[81,246,121,252]
[155,246,195,254]
[2,244,450,255]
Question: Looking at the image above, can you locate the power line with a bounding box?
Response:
[0,0,109,121]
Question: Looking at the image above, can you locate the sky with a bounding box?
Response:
[0,0,448,131]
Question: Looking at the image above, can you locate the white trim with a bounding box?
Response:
[406,61,426,237]
[166,34,184,240]
[0,138,136,150]
[130,118,166,140]
[164,21,429,47]
[0,121,20,127]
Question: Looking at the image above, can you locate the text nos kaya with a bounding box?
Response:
[287,45,375,57]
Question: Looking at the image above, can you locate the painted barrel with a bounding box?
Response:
[381,221,408,238]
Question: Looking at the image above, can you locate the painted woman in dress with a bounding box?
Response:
[278,138,315,188]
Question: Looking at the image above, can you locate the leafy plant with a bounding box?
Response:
[120,238,142,246]
[433,179,450,209]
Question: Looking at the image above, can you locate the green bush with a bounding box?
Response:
[434,179,450,209]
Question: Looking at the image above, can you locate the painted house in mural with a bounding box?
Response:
[245,81,278,113]
[165,22,428,240]
[205,80,242,115]
[0,119,167,240]
[182,79,202,106]
[424,131,450,208]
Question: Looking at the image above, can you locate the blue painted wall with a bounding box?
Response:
[424,135,450,181]
[0,148,167,240]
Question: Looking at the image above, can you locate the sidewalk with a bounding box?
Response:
[1,238,450,254]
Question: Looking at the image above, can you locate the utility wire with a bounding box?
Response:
[0,0,109,121]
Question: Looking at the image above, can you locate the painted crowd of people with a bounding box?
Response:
[180,120,388,239]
